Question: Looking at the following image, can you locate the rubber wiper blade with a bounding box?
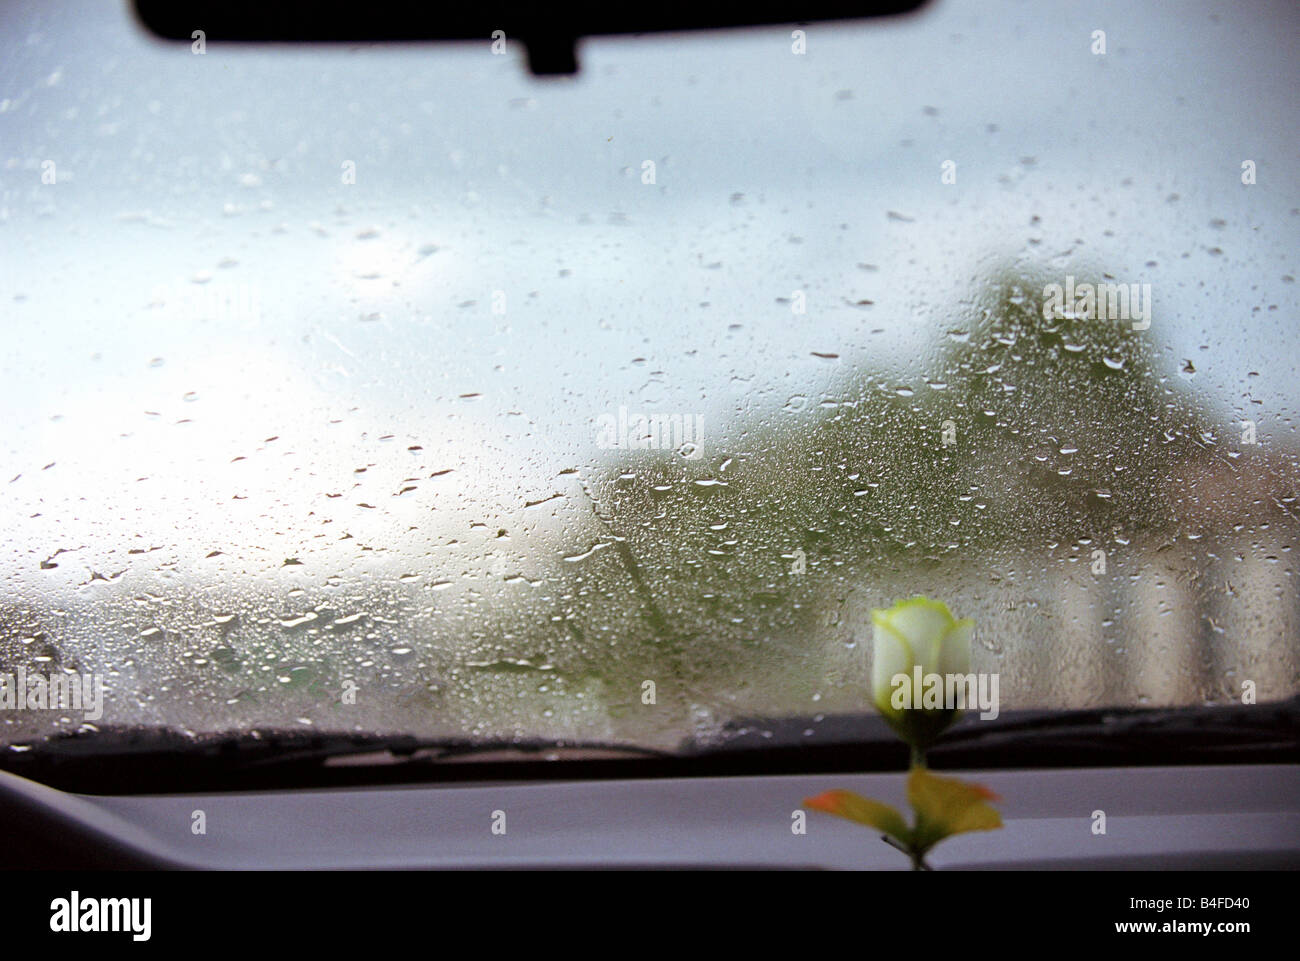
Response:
[704,697,1300,770]
[0,726,676,793]
[940,695,1299,741]
[243,736,674,769]
[928,697,1300,765]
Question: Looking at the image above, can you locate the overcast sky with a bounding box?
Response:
[2,0,1297,588]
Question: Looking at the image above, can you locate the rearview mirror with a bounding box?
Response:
[132,0,932,75]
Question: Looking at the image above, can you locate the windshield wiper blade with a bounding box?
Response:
[929,697,1300,763]
[241,735,675,769]
[706,697,1300,767]
[0,727,676,793]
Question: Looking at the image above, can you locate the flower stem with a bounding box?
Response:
[881,835,910,856]
[910,744,927,769]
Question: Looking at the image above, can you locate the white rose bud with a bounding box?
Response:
[871,597,974,753]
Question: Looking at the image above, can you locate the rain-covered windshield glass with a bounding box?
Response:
[1,0,1297,762]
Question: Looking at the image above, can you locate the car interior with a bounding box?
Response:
[1,0,1296,895]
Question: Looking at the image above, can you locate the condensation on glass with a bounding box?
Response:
[1,0,1297,749]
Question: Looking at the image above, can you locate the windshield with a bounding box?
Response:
[1,0,1297,768]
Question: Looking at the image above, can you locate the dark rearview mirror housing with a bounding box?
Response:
[132,0,931,75]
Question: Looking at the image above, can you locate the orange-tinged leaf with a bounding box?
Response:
[804,789,911,844]
[907,768,1002,853]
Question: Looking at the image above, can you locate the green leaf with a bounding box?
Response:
[907,768,1003,854]
[804,789,911,846]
